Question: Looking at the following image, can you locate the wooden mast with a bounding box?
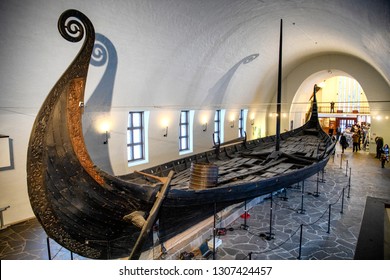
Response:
[276,19,283,151]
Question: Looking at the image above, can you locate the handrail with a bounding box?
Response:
[318,106,370,114]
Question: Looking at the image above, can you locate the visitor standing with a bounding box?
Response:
[375,136,384,158]
[330,101,335,113]
[352,132,359,152]
[340,133,348,153]
[381,144,389,168]
[336,127,341,141]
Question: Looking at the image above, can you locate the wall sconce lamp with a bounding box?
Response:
[250,119,254,126]
[162,118,169,137]
[103,131,109,144]
[230,120,235,128]
[202,122,208,132]
[100,122,110,145]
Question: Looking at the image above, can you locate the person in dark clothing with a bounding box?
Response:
[330,101,335,113]
[352,132,359,152]
[339,133,348,153]
[375,136,384,158]
[336,127,341,141]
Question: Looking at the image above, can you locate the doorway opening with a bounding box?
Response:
[290,75,371,150]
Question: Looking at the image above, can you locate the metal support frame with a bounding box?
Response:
[47,236,74,260]
[327,204,332,234]
[297,224,303,259]
[313,172,320,197]
[213,202,217,260]
[318,168,326,183]
[263,192,275,240]
[46,237,52,260]
[347,167,352,198]
[240,200,249,230]
[298,180,306,214]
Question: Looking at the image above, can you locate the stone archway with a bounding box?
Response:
[280,53,390,154]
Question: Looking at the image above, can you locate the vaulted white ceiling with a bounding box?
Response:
[105,0,390,109]
[0,0,389,111]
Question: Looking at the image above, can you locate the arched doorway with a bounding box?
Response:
[290,74,371,149]
[282,54,390,155]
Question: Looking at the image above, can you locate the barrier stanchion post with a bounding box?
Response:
[327,204,331,234]
[213,202,216,260]
[348,168,351,198]
[345,160,348,176]
[240,200,249,230]
[297,224,303,260]
[264,192,275,240]
[298,180,306,214]
[340,153,343,169]
[321,168,325,183]
[46,237,52,260]
[314,172,320,197]
[340,188,345,214]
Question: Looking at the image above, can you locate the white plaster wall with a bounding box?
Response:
[0,0,389,225]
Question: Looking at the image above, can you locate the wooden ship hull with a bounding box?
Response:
[27,10,336,259]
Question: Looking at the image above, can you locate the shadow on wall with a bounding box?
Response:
[201,54,259,107]
[83,33,117,174]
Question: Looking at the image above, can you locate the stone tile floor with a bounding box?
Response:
[215,147,390,260]
[0,218,87,260]
[1,145,389,260]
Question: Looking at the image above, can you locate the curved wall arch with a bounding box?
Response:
[267,53,390,154]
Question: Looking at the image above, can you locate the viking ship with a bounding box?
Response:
[27,9,336,260]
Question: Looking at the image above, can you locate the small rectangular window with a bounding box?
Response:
[238,109,244,137]
[238,109,248,138]
[127,111,145,162]
[179,110,190,151]
[214,110,221,144]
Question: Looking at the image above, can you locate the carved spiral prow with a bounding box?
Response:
[58,9,92,43]
[56,9,95,79]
